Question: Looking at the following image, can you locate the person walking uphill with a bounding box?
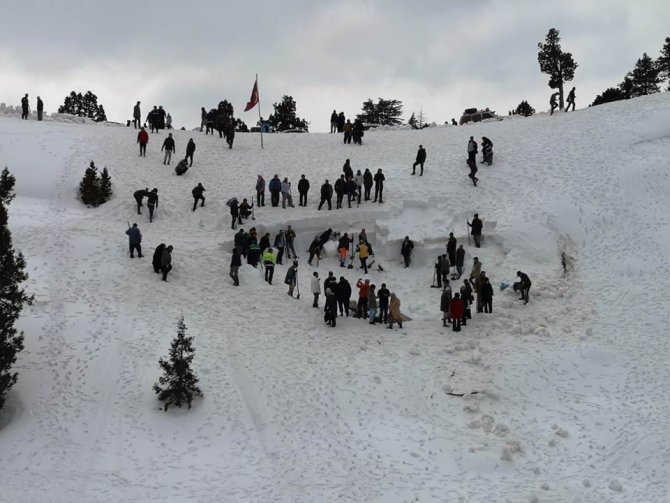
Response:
[468,214,483,248]
[192,183,206,211]
[412,145,426,176]
[565,87,576,112]
[161,133,176,165]
[467,136,478,163]
[137,127,149,157]
[550,92,560,115]
[373,169,385,203]
[161,245,174,282]
[125,223,143,258]
[185,138,196,167]
[146,188,159,223]
[262,248,276,284]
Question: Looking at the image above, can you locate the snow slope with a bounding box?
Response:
[1,93,670,502]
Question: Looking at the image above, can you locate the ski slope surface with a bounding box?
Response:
[1,94,670,502]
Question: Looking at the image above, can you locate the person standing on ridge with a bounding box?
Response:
[330,110,338,133]
[36,96,44,121]
[565,87,576,112]
[21,94,29,119]
[550,92,560,115]
[133,101,141,128]
[412,144,426,176]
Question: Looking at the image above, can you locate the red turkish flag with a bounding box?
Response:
[244,79,259,112]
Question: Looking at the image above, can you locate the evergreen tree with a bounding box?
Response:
[591,87,626,107]
[408,112,418,129]
[97,167,112,205]
[357,99,377,124]
[515,100,536,117]
[619,77,633,100]
[79,162,99,206]
[626,53,662,97]
[153,316,202,411]
[268,95,309,132]
[355,98,403,126]
[417,108,428,128]
[0,168,33,410]
[657,37,670,88]
[537,28,578,109]
[58,90,107,122]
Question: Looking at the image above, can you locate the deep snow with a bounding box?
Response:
[1,94,670,502]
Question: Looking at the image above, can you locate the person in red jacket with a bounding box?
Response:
[356,278,370,319]
[137,127,149,157]
[449,293,465,332]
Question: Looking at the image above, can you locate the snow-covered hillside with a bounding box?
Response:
[1,94,670,502]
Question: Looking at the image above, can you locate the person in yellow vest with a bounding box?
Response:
[357,240,369,274]
[262,247,277,284]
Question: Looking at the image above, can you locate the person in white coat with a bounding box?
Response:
[311,271,321,308]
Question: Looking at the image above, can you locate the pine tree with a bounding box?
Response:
[408,112,418,129]
[357,99,377,125]
[537,28,578,109]
[514,100,535,117]
[356,98,403,126]
[153,316,202,411]
[619,77,633,100]
[58,90,107,122]
[97,167,112,205]
[591,87,626,107]
[0,168,33,410]
[657,37,670,88]
[417,108,428,128]
[626,53,663,97]
[268,95,309,132]
[79,162,99,206]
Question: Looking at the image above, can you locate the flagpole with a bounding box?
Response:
[257,74,263,149]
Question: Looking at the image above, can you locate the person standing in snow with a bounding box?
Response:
[152,243,165,273]
[469,257,481,286]
[256,175,266,207]
[441,281,452,327]
[133,101,141,129]
[308,236,321,266]
[273,230,286,265]
[225,121,235,149]
[357,240,370,274]
[473,271,487,314]
[550,92,560,115]
[356,278,370,319]
[345,176,358,208]
[285,260,298,297]
[337,112,345,133]
[285,225,297,260]
[185,138,196,167]
[337,233,352,267]
[401,236,414,268]
[229,198,241,229]
[318,179,333,211]
[311,271,321,308]
[330,110,338,133]
[324,288,338,327]
[259,232,271,254]
[460,280,473,325]
[387,293,403,329]
[363,168,373,201]
[125,223,143,258]
[166,114,172,130]
[161,245,173,281]
[146,188,158,223]
[373,169,385,203]
[377,283,390,324]
[161,133,176,165]
[343,119,353,144]
[565,87,576,112]
[200,107,207,132]
[133,187,150,215]
[323,271,337,295]
[137,127,149,157]
[230,247,242,286]
[262,247,276,284]
[455,244,465,279]
[298,174,310,207]
[481,277,494,313]
[281,177,295,208]
[36,96,44,121]
[467,159,479,187]
[342,159,354,180]
[269,174,282,207]
[21,94,29,119]
[146,106,158,133]
[412,144,426,176]
[517,271,532,304]
[336,277,352,317]
[449,293,464,332]
[192,183,206,211]
[368,284,378,324]
[467,136,478,163]
[334,175,346,209]
[354,170,364,205]
[481,137,493,166]
[468,213,483,248]
[446,233,457,272]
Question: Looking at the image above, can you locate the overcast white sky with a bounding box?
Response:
[1,0,668,131]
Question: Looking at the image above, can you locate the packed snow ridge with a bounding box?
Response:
[1,92,670,502]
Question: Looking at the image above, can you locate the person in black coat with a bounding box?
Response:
[468,214,483,247]
[318,179,333,210]
[324,288,338,327]
[133,101,141,128]
[401,236,414,268]
[334,175,346,209]
[146,188,159,223]
[317,228,333,251]
[133,187,150,215]
[152,243,165,273]
[377,283,390,323]
[481,277,494,313]
[192,183,206,211]
[342,159,354,180]
[229,198,242,229]
[363,169,373,200]
[516,271,532,304]
[308,237,321,265]
[225,122,235,149]
[230,248,242,286]
[185,139,196,166]
[336,277,352,316]
[337,112,345,133]
[330,110,338,133]
[234,229,247,257]
[298,174,310,206]
[447,233,457,269]
[373,169,385,203]
[345,177,358,208]
[412,145,426,175]
[21,94,29,120]
[36,96,44,121]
